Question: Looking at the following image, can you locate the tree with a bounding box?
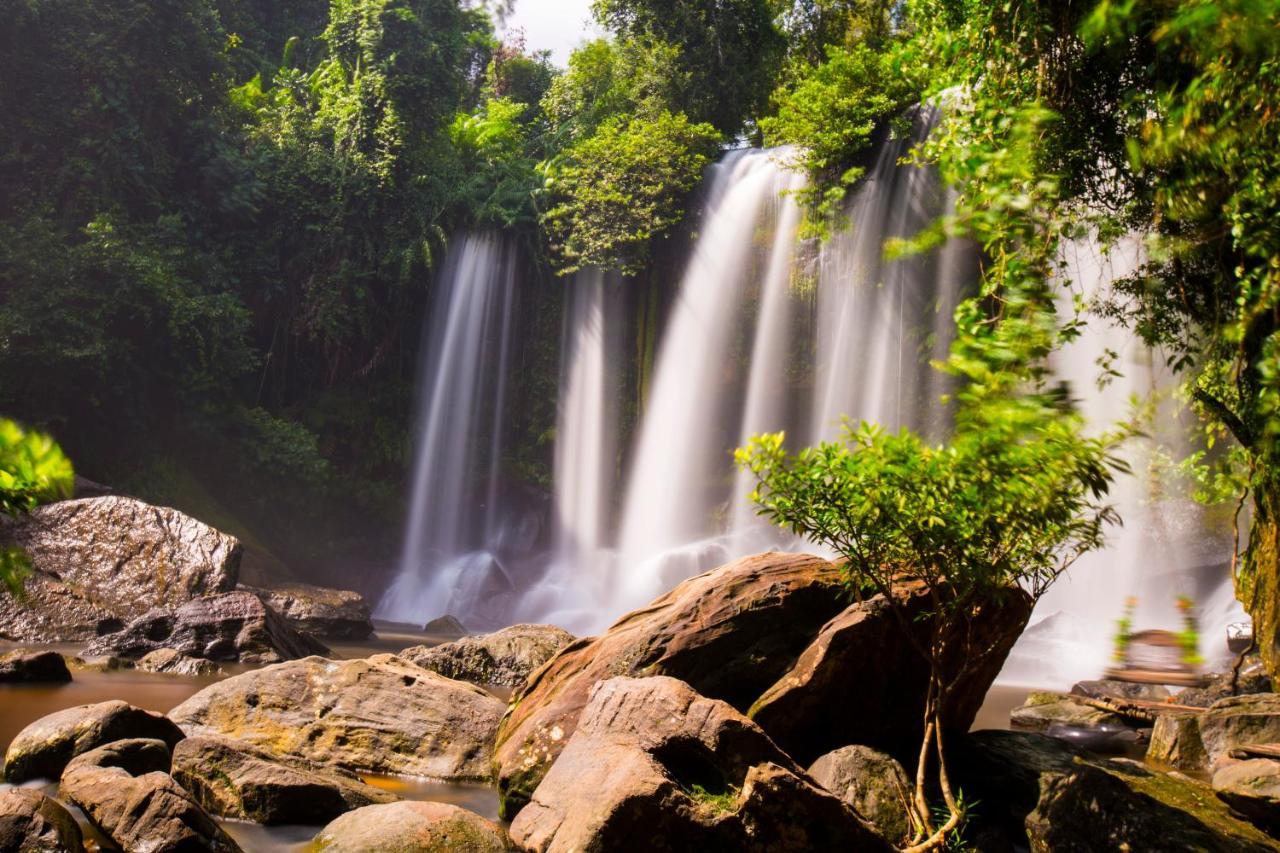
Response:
[0,419,73,596]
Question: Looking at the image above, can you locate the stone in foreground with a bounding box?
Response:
[0,496,240,642]
[1213,758,1280,830]
[0,649,71,683]
[172,733,398,825]
[64,738,173,776]
[495,552,847,817]
[82,590,328,664]
[60,759,241,852]
[400,623,575,688]
[244,583,374,640]
[313,801,511,852]
[169,654,504,780]
[509,676,890,853]
[0,788,84,853]
[807,745,913,845]
[3,699,185,783]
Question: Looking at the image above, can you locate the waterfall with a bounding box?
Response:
[376,234,522,627]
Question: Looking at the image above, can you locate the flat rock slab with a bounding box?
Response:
[1009,691,1127,733]
[3,699,185,783]
[168,654,505,781]
[400,624,575,688]
[82,590,328,664]
[313,801,511,852]
[494,551,847,817]
[0,787,84,852]
[1213,758,1280,830]
[172,733,398,825]
[509,675,890,852]
[0,496,240,642]
[1199,694,1280,768]
[0,649,71,683]
[244,583,374,640]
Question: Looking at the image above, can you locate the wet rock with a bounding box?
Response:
[510,676,889,852]
[807,745,912,845]
[135,647,223,676]
[172,733,398,825]
[1178,667,1274,708]
[1072,679,1171,703]
[1009,691,1127,733]
[244,583,374,640]
[65,738,173,776]
[423,615,468,637]
[1213,758,1280,830]
[400,624,575,688]
[1044,721,1143,754]
[313,801,511,852]
[1148,714,1209,770]
[0,649,70,683]
[169,654,504,781]
[60,760,240,852]
[82,590,328,664]
[952,730,1276,851]
[3,699,184,783]
[67,655,132,673]
[749,583,1032,765]
[0,496,241,642]
[0,787,84,852]
[1199,693,1280,767]
[495,552,847,817]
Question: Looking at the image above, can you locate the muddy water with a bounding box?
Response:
[0,629,500,851]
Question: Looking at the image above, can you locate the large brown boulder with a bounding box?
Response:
[81,590,329,664]
[400,624,576,688]
[0,788,84,853]
[509,676,890,853]
[171,733,398,825]
[494,552,847,817]
[313,801,512,852]
[952,730,1276,851]
[60,760,241,852]
[0,496,241,642]
[168,654,504,781]
[3,699,185,783]
[749,583,1032,765]
[244,583,374,640]
[0,649,71,683]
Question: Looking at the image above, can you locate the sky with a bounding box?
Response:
[499,0,601,67]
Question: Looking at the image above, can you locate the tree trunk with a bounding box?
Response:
[1241,478,1280,677]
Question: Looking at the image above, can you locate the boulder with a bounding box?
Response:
[313,801,511,852]
[60,760,240,852]
[952,730,1276,851]
[495,552,848,817]
[0,650,70,683]
[168,654,504,781]
[1213,758,1280,830]
[749,583,1032,765]
[171,733,398,825]
[1009,691,1127,733]
[509,675,890,853]
[400,624,575,688]
[0,496,240,642]
[136,647,223,676]
[1199,693,1280,767]
[1072,679,1171,703]
[65,738,173,776]
[0,788,84,853]
[423,615,468,637]
[807,745,912,845]
[3,699,184,783]
[1148,714,1210,771]
[244,583,374,640]
[81,590,329,664]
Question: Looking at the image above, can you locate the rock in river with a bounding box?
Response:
[244,582,375,640]
[3,699,184,783]
[171,733,398,825]
[313,801,511,852]
[494,551,848,817]
[400,623,575,688]
[509,675,890,853]
[0,496,241,642]
[0,788,84,853]
[81,590,328,664]
[168,654,505,781]
[135,647,223,676]
[0,649,71,683]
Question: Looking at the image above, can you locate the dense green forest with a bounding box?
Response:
[2,0,1279,667]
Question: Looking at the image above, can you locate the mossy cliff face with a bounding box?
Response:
[1240,484,1280,679]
